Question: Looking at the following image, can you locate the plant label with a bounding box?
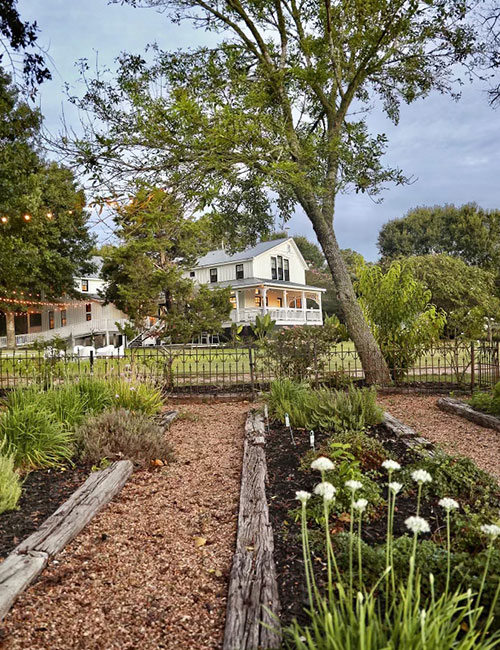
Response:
[310,430,315,449]
[285,413,290,427]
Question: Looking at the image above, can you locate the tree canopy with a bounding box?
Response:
[100,186,232,341]
[378,204,500,270]
[63,0,483,382]
[0,71,94,347]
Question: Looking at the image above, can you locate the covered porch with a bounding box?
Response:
[225,282,324,326]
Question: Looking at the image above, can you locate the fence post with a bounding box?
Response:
[89,349,94,375]
[470,341,475,392]
[248,345,255,398]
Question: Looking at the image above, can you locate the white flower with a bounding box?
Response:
[130,386,136,391]
[382,460,401,472]
[439,498,459,512]
[411,470,432,484]
[314,482,336,502]
[405,516,431,535]
[353,498,368,512]
[311,457,334,472]
[389,482,402,494]
[345,480,362,492]
[480,524,500,539]
[115,393,120,398]
[295,490,311,504]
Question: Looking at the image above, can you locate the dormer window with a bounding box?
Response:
[81,279,89,292]
[235,264,244,280]
[190,271,195,277]
[284,258,290,281]
[210,268,218,283]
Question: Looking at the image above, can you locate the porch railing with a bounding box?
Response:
[0,318,129,348]
[229,307,322,324]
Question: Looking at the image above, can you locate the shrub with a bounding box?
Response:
[469,381,500,416]
[0,403,75,469]
[0,443,22,514]
[267,380,383,432]
[109,380,164,416]
[76,408,174,467]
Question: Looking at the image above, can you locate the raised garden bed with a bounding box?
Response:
[264,409,500,634]
[437,396,500,432]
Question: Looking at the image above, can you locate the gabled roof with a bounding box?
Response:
[196,238,289,268]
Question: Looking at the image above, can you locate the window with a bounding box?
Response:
[29,313,41,328]
[61,309,67,327]
[229,295,237,309]
[235,264,244,280]
[85,303,92,321]
[277,255,283,280]
[48,311,54,329]
[190,271,195,277]
[210,268,218,283]
[277,297,282,308]
[255,296,262,307]
[81,279,89,292]
[271,256,277,280]
[284,258,290,281]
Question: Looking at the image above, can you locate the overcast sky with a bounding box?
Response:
[17,0,500,261]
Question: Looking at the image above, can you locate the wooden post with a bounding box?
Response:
[248,346,255,397]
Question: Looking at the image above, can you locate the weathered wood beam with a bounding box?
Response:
[0,460,133,621]
[223,411,281,650]
[383,411,434,454]
[437,397,500,433]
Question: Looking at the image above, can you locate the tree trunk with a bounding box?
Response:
[5,310,16,349]
[311,216,391,385]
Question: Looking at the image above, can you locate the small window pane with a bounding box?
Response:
[236,264,244,280]
[190,270,195,278]
[61,309,67,327]
[277,256,283,280]
[210,268,218,283]
[29,313,42,327]
[284,259,289,281]
[85,303,92,322]
[48,311,54,329]
[271,257,277,280]
[82,279,89,292]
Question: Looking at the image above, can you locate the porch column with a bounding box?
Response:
[317,292,323,323]
[301,290,306,322]
[235,291,240,322]
[262,287,268,315]
[283,290,287,320]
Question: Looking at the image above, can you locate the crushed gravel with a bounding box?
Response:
[378,394,500,481]
[0,402,248,650]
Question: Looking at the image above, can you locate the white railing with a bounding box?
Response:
[0,318,129,348]
[228,307,322,325]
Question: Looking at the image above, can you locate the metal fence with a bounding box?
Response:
[0,341,498,395]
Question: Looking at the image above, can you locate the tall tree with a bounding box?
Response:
[101,186,232,341]
[0,71,94,347]
[66,0,480,382]
[378,204,500,270]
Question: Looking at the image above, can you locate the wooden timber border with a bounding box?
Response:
[223,411,281,650]
[437,397,500,433]
[383,411,435,455]
[0,460,133,620]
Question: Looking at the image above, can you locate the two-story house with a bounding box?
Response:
[0,257,129,349]
[189,238,325,327]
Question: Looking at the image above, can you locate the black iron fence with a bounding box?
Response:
[0,340,498,395]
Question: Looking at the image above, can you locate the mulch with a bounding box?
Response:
[0,402,248,650]
[0,466,90,558]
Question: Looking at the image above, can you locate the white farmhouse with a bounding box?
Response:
[0,257,128,349]
[189,238,325,327]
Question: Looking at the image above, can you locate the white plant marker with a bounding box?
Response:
[285,413,295,445]
[309,430,315,449]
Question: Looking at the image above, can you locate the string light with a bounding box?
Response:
[0,296,100,307]
[1,216,7,224]
[46,212,53,219]
[23,214,31,221]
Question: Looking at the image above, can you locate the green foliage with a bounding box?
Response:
[470,381,500,416]
[76,408,175,467]
[0,403,74,469]
[404,254,500,340]
[357,261,446,375]
[378,204,500,271]
[262,320,345,380]
[268,380,383,432]
[251,313,276,343]
[108,380,163,416]
[0,442,22,514]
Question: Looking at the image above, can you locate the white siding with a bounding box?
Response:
[253,240,306,283]
[190,260,253,285]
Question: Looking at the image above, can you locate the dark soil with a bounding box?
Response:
[265,422,444,627]
[0,466,90,558]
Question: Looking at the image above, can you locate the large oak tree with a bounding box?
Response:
[65,0,481,382]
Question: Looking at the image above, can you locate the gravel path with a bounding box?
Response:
[378,394,500,481]
[1,402,248,650]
